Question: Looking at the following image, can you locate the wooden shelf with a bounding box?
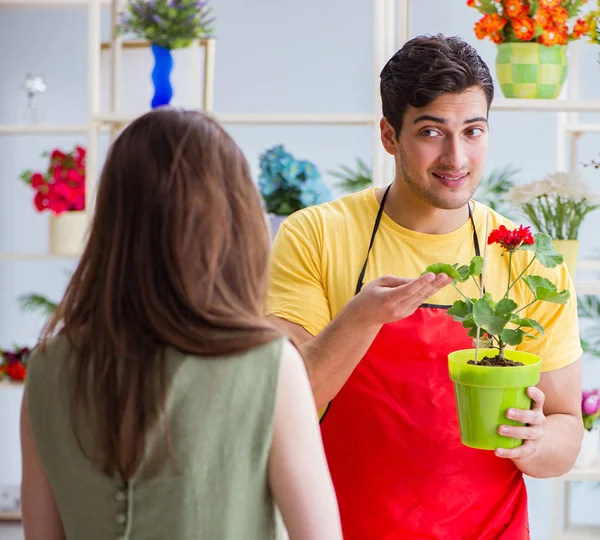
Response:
[100,38,211,51]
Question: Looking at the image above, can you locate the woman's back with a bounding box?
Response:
[26,334,286,540]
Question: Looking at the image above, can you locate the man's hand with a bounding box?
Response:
[353,272,452,327]
[495,386,547,461]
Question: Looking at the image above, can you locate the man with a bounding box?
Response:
[267,34,583,539]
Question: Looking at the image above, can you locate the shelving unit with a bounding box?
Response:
[1,0,600,532]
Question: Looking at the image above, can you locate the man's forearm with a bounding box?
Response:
[515,413,583,478]
[300,304,382,410]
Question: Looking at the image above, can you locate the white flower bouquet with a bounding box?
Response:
[506,172,599,240]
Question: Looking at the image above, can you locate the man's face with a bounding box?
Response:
[381,87,489,210]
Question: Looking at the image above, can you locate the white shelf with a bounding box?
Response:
[0,0,112,6]
[0,253,78,261]
[95,112,378,126]
[0,124,88,135]
[556,525,600,540]
[562,456,600,482]
[565,124,600,134]
[573,281,600,294]
[492,99,600,113]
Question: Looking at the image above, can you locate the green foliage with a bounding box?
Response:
[18,293,58,317]
[117,0,214,50]
[424,231,570,357]
[329,157,373,194]
[474,166,519,219]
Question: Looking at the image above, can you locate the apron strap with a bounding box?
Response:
[355,185,391,295]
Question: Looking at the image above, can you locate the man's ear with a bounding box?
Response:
[380,117,399,156]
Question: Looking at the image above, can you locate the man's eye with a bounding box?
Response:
[467,127,484,137]
[421,129,441,138]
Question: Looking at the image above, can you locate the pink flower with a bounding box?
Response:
[583,393,600,416]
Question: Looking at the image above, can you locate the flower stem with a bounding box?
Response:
[516,299,538,315]
[471,275,482,295]
[507,256,535,295]
[452,282,471,302]
[504,252,513,298]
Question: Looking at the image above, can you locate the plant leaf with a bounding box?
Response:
[512,317,544,335]
[456,265,471,281]
[473,298,511,335]
[521,233,564,268]
[495,298,518,316]
[447,299,473,321]
[423,263,463,282]
[469,256,483,277]
[523,275,571,304]
[500,328,525,346]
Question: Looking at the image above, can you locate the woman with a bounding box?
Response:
[20,108,342,540]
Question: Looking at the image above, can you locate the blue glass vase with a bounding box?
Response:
[150,43,173,108]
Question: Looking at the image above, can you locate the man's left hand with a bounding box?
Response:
[494,386,547,461]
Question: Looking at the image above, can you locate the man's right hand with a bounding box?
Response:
[269,272,453,409]
[351,272,453,327]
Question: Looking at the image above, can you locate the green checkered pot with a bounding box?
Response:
[496,43,567,99]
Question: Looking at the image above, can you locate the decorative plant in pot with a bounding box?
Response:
[467,0,589,99]
[118,0,214,109]
[258,144,331,238]
[20,146,87,256]
[0,346,30,383]
[506,171,599,277]
[328,157,373,194]
[574,388,600,467]
[424,225,570,450]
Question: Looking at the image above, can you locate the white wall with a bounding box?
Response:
[1,1,600,537]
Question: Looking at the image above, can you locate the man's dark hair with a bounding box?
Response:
[380,34,494,136]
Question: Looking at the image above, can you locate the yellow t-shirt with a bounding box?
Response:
[267,187,582,372]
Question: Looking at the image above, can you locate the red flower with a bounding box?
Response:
[51,149,66,160]
[6,361,26,381]
[488,224,534,251]
[31,173,45,188]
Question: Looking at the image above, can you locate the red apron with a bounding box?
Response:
[320,186,529,539]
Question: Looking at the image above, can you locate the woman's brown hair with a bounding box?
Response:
[42,108,281,479]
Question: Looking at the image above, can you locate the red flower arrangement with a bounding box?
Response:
[20,146,86,215]
[0,347,30,382]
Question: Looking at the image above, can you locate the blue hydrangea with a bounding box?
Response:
[258,145,331,216]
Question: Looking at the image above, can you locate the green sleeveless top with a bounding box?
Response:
[26,334,286,540]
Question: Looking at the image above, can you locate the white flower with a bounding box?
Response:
[507,171,599,204]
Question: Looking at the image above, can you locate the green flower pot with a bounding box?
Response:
[496,42,567,99]
[448,348,541,450]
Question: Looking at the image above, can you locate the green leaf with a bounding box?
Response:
[512,317,544,335]
[500,328,525,346]
[447,299,473,321]
[469,256,483,277]
[495,298,518,317]
[523,275,571,304]
[473,298,511,335]
[456,265,470,281]
[18,293,58,317]
[521,233,564,268]
[423,263,463,282]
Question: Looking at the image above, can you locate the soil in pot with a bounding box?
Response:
[468,355,524,367]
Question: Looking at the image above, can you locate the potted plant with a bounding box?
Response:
[117,0,214,108]
[467,0,589,99]
[574,388,600,467]
[0,347,30,383]
[20,146,87,256]
[328,157,373,194]
[474,165,520,220]
[506,171,599,277]
[425,225,570,450]
[258,144,331,238]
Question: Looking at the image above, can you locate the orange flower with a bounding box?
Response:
[533,8,552,28]
[550,6,568,26]
[513,17,535,41]
[474,13,507,41]
[540,25,567,46]
[571,18,589,38]
[466,0,477,6]
[538,0,561,9]
[504,0,528,19]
